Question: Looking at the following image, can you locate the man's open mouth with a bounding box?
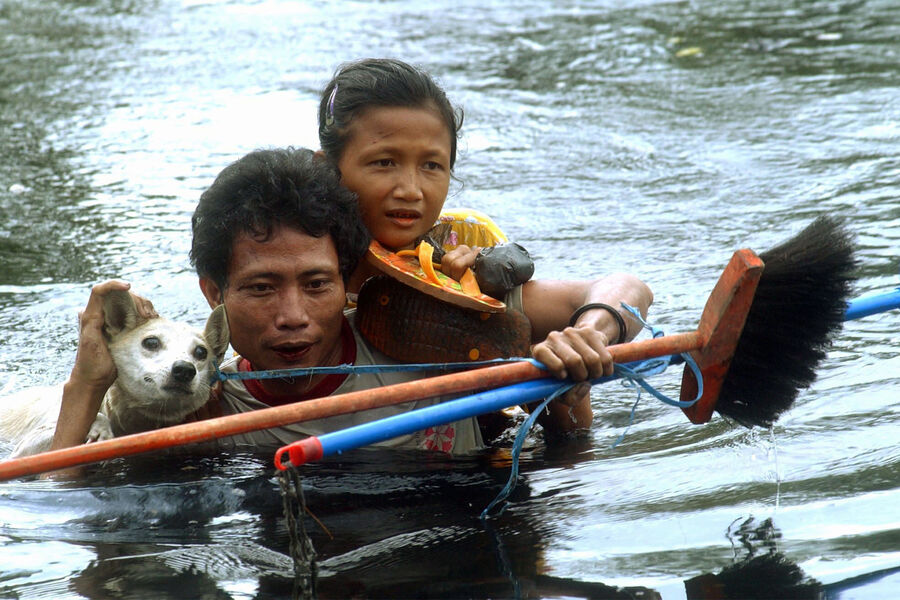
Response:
[272,343,312,363]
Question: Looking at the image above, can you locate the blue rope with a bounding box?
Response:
[617,302,703,408]
[480,384,572,520]
[480,303,705,518]
[213,357,541,383]
[609,303,703,448]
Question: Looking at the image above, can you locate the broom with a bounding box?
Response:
[686,215,857,427]
[0,217,859,480]
[276,216,858,465]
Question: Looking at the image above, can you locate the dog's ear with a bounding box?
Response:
[102,290,146,338]
[203,304,230,364]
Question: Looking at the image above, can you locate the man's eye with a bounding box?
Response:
[142,337,161,350]
[372,158,394,167]
[424,161,444,171]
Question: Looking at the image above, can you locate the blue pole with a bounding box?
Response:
[313,376,594,458]
[845,289,900,321]
[275,287,899,468]
[276,372,621,467]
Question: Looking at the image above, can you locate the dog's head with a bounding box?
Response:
[103,290,230,429]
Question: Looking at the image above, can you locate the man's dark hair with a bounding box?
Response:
[318,58,463,169]
[190,147,370,290]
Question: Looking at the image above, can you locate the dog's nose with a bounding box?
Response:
[171,360,197,383]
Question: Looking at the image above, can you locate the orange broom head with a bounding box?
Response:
[678,249,764,424]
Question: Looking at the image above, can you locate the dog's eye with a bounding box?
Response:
[142,337,161,350]
[193,346,208,360]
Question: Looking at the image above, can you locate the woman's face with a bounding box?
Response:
[336,104,452,251]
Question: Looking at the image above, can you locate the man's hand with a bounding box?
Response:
[529,326,614,434]
[68,280,157,390]
[70,281,126,390]
[46,280,157,457]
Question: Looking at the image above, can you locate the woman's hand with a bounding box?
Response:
[439,244,481,281]
[531,325,614,381]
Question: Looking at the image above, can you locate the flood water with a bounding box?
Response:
[1,0,898,598]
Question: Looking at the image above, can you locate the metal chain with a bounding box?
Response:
[278,466,318,599]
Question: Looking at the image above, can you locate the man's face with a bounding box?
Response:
[201,226,347,397]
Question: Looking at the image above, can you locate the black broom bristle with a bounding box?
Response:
[716,552,823,599]
[715,216,858,427]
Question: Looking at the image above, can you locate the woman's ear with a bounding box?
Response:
[198,277,223,309]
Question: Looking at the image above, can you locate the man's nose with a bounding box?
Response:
[275,289,311,329]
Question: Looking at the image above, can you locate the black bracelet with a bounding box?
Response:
[568,303,627,345]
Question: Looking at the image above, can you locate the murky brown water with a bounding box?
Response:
[1,0,898,597]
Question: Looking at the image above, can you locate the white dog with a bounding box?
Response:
[0,290,229,458]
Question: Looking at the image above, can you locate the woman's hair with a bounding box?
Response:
[318,58,463,169]
[190,147,370,290]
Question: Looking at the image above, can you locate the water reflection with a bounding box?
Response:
[0,450,555,598]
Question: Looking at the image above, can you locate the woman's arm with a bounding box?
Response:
[523,273,654,435]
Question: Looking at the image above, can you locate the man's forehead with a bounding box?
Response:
[229,226,340,273]
[233,224,336,249]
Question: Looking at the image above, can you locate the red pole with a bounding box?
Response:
[0,250,760,481]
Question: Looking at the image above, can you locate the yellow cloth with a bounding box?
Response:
[433,208,507,251]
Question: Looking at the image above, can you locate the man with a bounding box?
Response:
[191,148,489,451]
[50,147,652,454]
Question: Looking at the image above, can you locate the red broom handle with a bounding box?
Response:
[0,331,705,481]
[2,248,764,481]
